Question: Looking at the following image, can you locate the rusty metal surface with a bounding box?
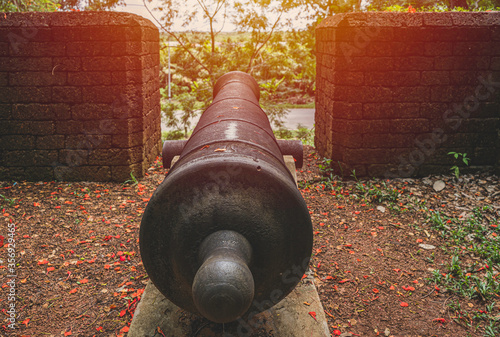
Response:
[140,71,313,323]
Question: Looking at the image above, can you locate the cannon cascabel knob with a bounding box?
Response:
[192,230,254,323]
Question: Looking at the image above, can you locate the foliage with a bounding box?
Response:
[56,0,125,11]
[0,0,60,11]
[0,0,125,11]
[160,83,206,137]
[146,0,319,134]
[367,0,500,11]
[273,124,314,146]
[162,129,185,140]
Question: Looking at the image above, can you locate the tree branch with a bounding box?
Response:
[246,11,283,73]
[142,0,212,75]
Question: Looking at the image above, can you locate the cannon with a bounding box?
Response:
[139,71,313,324]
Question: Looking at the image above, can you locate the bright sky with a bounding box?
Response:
[113,0,312,32]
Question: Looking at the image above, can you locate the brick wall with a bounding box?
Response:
[0,12,161,182]
[315,12,500,178]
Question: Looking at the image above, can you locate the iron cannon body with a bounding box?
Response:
[139,71,313,323]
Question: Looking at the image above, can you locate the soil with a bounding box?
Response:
[0,146,498,337]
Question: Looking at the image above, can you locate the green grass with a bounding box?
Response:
[278,102,315,109]
[0,193,16,207]
[424,206,500,336]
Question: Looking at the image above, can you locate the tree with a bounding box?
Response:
[56,0,124,11]
[146,0,308,131]
[0,0,124,11]
[145,0,295,82]
[0,0,59,12]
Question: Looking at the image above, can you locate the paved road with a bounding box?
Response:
[283,109,315,129]
[161,108,315,132]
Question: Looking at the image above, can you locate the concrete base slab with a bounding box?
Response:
[128,272,330,337]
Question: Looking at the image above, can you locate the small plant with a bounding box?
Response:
[350,169,358,182]
[0,194,16,207]
[294,123,314,146]
[317,158,339,190]
[448,152,470,179]
[123,172,139,186]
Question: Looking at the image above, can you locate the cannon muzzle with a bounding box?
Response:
[192,230,254,323]
[140,71,312,323]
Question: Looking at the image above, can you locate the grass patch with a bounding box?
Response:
[273,124,314,146]
[424,206,500,336]
[278,102,315,109]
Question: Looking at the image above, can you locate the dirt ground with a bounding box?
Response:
[0,146,498,337]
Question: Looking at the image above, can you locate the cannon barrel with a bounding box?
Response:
[140,71,313,323]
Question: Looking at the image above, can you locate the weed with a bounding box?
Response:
[354,180,400,204]
[448,152,470,179]
[0,194,16,207]
[123,172,139,186]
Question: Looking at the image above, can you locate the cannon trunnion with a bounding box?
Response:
[139,72,313,324]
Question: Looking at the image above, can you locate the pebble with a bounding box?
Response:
[376,205,386,213]
[433,180,445,192]
[418,244,436,250]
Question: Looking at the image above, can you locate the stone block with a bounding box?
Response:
[55,120,84,135]
[71,103,112,120]
[0,135,35,150]
[10,71,66,86]
[421,71,450,86]
[0,72,7,86]
[36,135,65,149]
[392,87,429,102]
[0,57,52,71]
[81,86,120,103]
[13,87,52,103]
[67,41,112,56]
[343,148,389,164]
[362,133,416,148]
[68,72,112,86]
[66,134,112,150]
[390,119,430,133]
[52,86,81,103]
[10,42,65,57]
[111,163,143,182]
[3,149,57,166]
[365,71,420,87]
[24,166,54,181]
[59,149,89,166]
[88,148,131,166]
[54,165,111,182]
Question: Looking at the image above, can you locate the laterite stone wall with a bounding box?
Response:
[0,12,161,182]
[315,13,500,178]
